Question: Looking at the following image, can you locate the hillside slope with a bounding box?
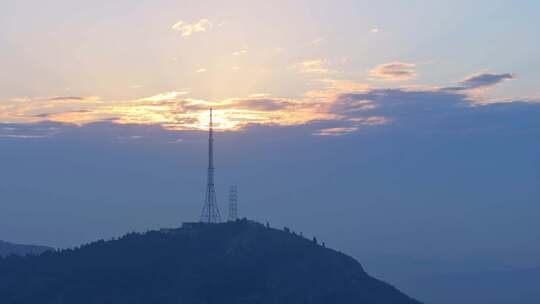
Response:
[0,220,421,304]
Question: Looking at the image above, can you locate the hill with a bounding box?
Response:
[0,220,421,304]
[0,240,52,257]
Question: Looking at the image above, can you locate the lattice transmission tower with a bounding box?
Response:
[200,108,221,223]
[228,185,238,222]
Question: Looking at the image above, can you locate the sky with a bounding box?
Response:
[1,0,540,291]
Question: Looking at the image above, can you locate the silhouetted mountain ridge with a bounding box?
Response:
[0,240,52,257]
[0,220,421,304]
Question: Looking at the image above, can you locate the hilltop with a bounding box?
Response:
[0,220,420,304]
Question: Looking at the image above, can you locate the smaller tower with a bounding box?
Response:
[228,185,238,222]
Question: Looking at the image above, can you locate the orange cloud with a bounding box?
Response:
[369,61,417,81]
[0,71,528,135]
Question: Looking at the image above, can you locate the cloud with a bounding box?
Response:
[370,28,381,33]
[139,91,189,102]
[229,98,295,111]
[446,73,515,91]
[332,89,469,122]
[369,61,417,81]
[21,93,332,131]
[331,95,377,114]
[232,49,247,56]
[112,135,145,144]
[248,93,270,98]
[331,87,540,136]
[171,19,211,37]
[196,68,207,73]
[48,96,87,101]
[1,70,536,136]
[291,59,332,74]
[311,37,324,44]
[0,96,102,124]
[0,124,60,139]
[168,138,184,144]
[314,127,358,136]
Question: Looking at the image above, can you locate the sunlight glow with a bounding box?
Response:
[35,95,338,132]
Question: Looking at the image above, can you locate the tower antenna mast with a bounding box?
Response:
[228,185,238,222]
[200,108,221,223]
